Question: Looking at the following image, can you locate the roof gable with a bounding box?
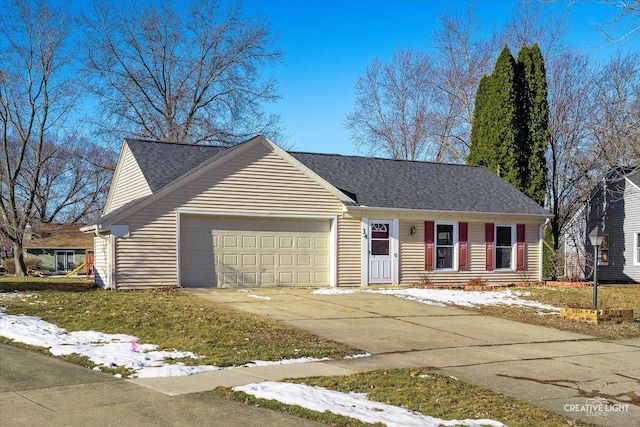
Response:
[626,168,640,190]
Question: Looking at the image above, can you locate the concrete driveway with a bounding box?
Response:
[161,287,640,427]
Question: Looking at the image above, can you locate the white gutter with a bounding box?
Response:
[93,225,116,291]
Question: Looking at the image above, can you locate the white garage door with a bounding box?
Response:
[180,215,331,287]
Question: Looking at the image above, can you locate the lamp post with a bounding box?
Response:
[589,230,605,310]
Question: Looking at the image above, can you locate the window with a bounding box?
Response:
[635,233,640,265]
[55,251,75,272]
[598,235,609,265]
[495,225,514,270]
[436,223,455,269]
[370,223,389,255]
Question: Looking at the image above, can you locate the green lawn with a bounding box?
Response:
[0,277,616,426]
[0,277,360,370]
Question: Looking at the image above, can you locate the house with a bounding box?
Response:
[562,167,640,283]
[82,136,551,290]
[24,223,94,274]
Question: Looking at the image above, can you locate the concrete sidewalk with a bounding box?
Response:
[132,287,640,427]
[0,344,325,427]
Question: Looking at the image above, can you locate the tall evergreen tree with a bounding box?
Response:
[517,44,549,205]
[468,44,549,206]
[468,46,521,189]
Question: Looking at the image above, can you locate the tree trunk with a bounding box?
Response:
[12,241,27,277]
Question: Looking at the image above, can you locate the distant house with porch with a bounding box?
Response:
[24,223,94,274]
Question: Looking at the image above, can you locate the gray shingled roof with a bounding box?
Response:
[126,139,229,192]
[124,139,549,216]
[290,152,548,215]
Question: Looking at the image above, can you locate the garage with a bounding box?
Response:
[179,214,332,287]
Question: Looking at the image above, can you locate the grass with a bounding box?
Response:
[0,277,360,373]
[213,369,595,427]
[469,285,640,340]
[0,277,629,426]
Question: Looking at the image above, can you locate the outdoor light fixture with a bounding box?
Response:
[410,225,416,236]
[589,230,605,309]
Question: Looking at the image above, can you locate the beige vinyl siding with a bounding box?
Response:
[104,144,152,215]
[337,216,362,286]
[112,143,344,289]
[399,220,542,285]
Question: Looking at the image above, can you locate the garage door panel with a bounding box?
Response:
[297,254,311,266]
[180,215,331,288]
[261,272,275,285]
[222,235,238,248]
[242,272,257,285]
[297,271,311,284]
[279,236,293,248]
[261,254,275,267]
[260,236,274,248]
[314,237,328,248]
[242,254,257,267]
[279,272,293,284]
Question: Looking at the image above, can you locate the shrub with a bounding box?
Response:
[2,258,41,274]
[466,277,488,287]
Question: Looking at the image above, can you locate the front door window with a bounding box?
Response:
[370,223,389,255]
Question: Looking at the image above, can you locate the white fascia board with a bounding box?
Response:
[346,205,552,220]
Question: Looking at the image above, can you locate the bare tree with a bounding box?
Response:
[83,0,283,145]
[430,7,494,162]
[0,0,79,276]
[546,50,598,256]
[32,139,115,224]
[345,48,437,160]
[499,1,569,61]
[587,52,640,170]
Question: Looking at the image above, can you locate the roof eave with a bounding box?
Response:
[345,205,552,219]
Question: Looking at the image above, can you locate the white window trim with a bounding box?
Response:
[597,234,609,266]
[435,221,458,272]
[635,232,640,266]
[495,224,516,271]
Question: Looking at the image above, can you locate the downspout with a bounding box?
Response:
[94,226,116,290]
[538,218,551,282]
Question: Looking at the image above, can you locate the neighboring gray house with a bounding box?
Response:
[562,167,640,283]
[83,136,551,290]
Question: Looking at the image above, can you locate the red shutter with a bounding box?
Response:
[458,222,468,271]
[516,223,526,271]
[485,223,494,271]
[424,221,434,271]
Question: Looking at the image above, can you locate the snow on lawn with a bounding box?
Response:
[234,381,505,427]
[313,287,559,312]
[0,299,364,378]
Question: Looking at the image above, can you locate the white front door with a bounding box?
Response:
[368,221,392,283]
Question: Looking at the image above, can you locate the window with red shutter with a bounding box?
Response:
[424,221,434,271]
[516,224,526,271]
[459,222,468,271]
[485,223,494,271]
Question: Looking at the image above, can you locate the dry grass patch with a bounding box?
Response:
[470,285,640,340]
[0,278,360,372]
[215,369,594,427]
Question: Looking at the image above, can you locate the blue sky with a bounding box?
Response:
[239,0,633,155]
